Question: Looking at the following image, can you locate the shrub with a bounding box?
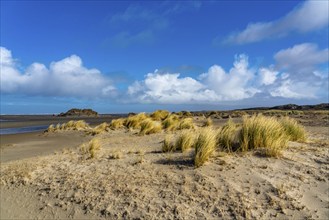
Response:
[177,118,195,130]
[140,118,162,135]
[162,135,176,152]
[124,113,148,129]
[150,110,170,121]
[238,115,288,157]
[175,130,196,152]
[109,118,125,129]
[194,128,217,167]
[217,118,239,152]
[279,117,306,142]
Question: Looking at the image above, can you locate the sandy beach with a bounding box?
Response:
[0,113,328,219]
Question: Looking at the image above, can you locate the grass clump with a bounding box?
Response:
[203,118,213,127]
[217,118,239,152]
[139,118,162,135]
[162,135,176,152]
[238,115,288,157]
[162,114,179,131]
[91,122,110,135]
[175,130,196,152]
[177,118,195,130]
[279,117,306,142]
[46,124,55,132]
[150,110,170,121]
[109,118,125,130]
[194,127,217,167]
[124,113,148,129]
[80,138,101,159]
[47,120,90,132]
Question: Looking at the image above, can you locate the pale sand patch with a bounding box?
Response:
[1,126,328,219]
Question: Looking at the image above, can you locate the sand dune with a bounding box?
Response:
[1,119,328,219]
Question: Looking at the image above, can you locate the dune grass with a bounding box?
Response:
[124,113,148,129]
[175,130,196,152]
[162,135,176,152]
[194,127,217,167]
[162,114,179,131]
[90,122,110,135]
[109,118,125,129]
[46,120,90,132]
[80,138,101,159]
[217,118,240,152]
[279,117,306,142]
[139,118,162,135]
[177,117,195,130]
[150,110,170,121]
[238,115,288,157]
[203,118,213,127]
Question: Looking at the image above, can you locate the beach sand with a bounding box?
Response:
[0,116,328,219]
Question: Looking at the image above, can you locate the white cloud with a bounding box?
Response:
[270,80,318,99]
[224,0,329,44]
[127,54,260,104]
[0,47,116,98]
[258,68,278,85]
[274,43,329,73]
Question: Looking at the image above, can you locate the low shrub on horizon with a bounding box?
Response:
[194,127,217,167]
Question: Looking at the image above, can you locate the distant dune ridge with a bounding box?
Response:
[58,108,98,117]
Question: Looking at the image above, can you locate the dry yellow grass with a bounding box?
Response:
[175,130,196,152]
[47,120,90,132]
[80,138,101,159]
[217,118,239,152]
[139,118,162,135]
[90,122,110,135]
[150,110,170,121]
[162,114,179,131]
[238,115,288,157]
[162,135,176,152]
[194,127,217,167]
[177,117,195,130]
[280,117,306,142]
[203,118,213,127]
[109,118,125,129]
[124,113,148,129]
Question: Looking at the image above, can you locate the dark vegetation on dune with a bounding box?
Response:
[58,108,98,117]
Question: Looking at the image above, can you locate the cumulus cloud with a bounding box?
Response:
[127,55,260,104]
[224,0,329,44]
[127,43,328,104]
[274,43,329,74]
[0,47,116,98]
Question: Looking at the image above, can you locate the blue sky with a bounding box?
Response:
[1,0,328,114]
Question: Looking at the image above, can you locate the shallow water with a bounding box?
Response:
[0,125,48,135]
